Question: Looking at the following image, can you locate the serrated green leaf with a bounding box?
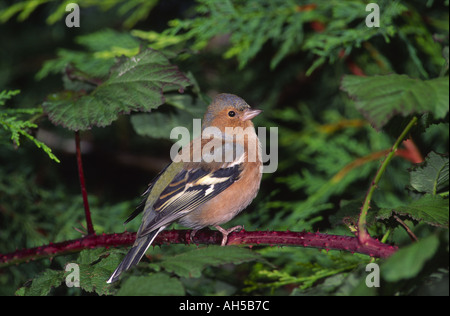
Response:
[36,28,141,81]
[77,248,107,265]
[74,248,123,295]
[36,49,116,81]
[341,74,449,130]
[116,274,185,296]
[155,246,262,278]
[20,269,64,296]
[409,152,449,195]
[130,94,207,142]
[78,263,113,295]
[42,49,191,131]
[131,110,195,141]
[377,194,449,228]
[382,235,439,282]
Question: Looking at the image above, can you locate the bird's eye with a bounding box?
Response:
[228,111,236,117]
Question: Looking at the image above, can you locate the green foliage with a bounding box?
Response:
[378,194,448,228]
[130,93,208,142]
[376,151,449,228]
[341,74,449,130]
[116,274,185,296]
[16,248,121,296]
[244,251,363,294]
[149,245,263,278]
[0,0,158,28]
[36,29,141,81]
[0,90,59,162]
[166,0,407,71]
[42,49,191,131]
[15,246,262,296]
[381,234,440,282]
[409,151,449,195]
[15,269,64,296]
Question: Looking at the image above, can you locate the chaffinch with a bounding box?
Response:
[107,93,262,283]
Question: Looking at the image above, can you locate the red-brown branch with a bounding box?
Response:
[75,131,94,235]
[0,230,397,267]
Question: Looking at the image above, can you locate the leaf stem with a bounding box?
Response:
[358,116,418,244]
[394,215,418,242]
[75,131,95,235]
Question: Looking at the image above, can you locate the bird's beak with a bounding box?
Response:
[241,108,262,121]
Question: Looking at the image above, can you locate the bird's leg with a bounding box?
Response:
[214,225,244,246]
[189,229,199,244]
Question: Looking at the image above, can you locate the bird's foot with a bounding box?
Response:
[214,225,244,246]
[189,229,199,244]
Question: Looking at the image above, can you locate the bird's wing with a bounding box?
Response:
[123,163,171,225]
[137,162,243,237]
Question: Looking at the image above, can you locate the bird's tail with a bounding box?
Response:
[107,226,165,283]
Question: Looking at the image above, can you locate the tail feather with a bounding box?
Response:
[107,226,165,283]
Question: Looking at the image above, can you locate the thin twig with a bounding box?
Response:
[393,215,418,242]
[75,131,95,235]
[358,116,418,244]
